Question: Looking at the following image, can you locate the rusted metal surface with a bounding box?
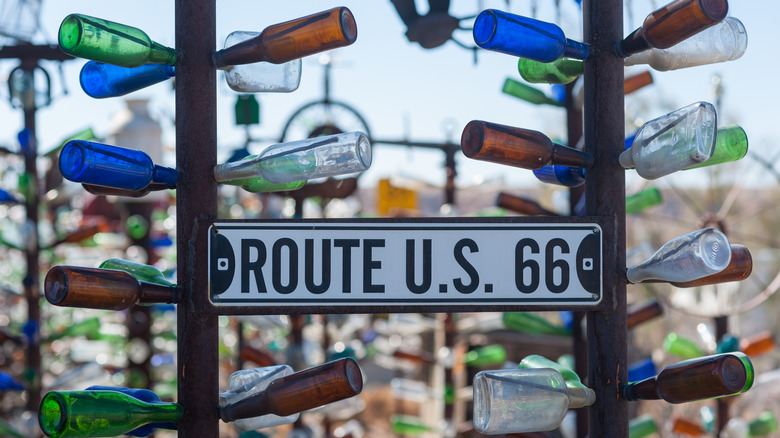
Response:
[175,0,219,436]
[583,0,628,436]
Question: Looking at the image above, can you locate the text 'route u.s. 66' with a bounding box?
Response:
[208,220,602,308]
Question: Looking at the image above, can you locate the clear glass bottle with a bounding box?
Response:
[212,7,357,68]
[218,365,296,430]
[518,57,583,84]
[80,61,175,99]
[616,0,728,57]
[473,9,589,62]
[619,102,717,179]
[669,244,752,287]
[58,14,176,67]
[502,78,564,106]
[473,368,596,434]
[625,17,747,71]
[461,120,593,170]
[59,140,177,191]
[44,265,179,311]
[221,31,301,93]
[213,131,370,184]
[219,156,306,193]
[627,228,731,283]
[38,390,182,438]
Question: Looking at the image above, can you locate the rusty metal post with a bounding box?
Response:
[583,0,628,436]
[175,0,219,436]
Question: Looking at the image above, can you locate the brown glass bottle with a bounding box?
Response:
[461,120,593,170]
[623,352,753,403]
[671,244,751,287]
[212,7,357,68]
[44,265,179,311]
[671,415,704,436]
[740,331,775,357]
[626,299,664,330]
[82,182,171,198]
[219,357,363,423]
[240,345,278,367]
[392,348,437,366]
[617,0,728,57]
[48,222,106,247]
[624,71,654,94]
[497,192,559,216]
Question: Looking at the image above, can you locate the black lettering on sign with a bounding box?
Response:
[406,239,432,294]
[545,238,570,293]
[515,238,540,293]
[334,239,360,293]
[305,239,331,294]
[241,239,267,293]
[453,238,479,294]
[272,238,298,294]
[363,239,385,293]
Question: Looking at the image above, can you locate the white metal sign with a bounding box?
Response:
[209,221,602,307]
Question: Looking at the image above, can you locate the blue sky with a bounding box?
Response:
[0,0,774,192]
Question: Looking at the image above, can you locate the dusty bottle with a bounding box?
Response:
[473,9,589,62]
[44,265,179,311]
[626,228,731,283]
[220,31,302,93]
[623,352,753,403]
[502,78,563,106]
[219,358,363,431]
[518,57,583,84]
[667,244,752,287]
[38,389,182,438]
[616,0,729,57]
[59,140,177,191]
[625,17,747,71]
[497,192,559,216]
[58,14,176,67]
[80,61,175,99]
[461,120,593,170]
[619,102,717,179]
[213,132,371,185]
[473,368,595,434]
[212,7,357,68]
[98,258,175,287]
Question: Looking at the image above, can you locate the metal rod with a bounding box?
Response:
[175,0,219,436]
[583,0,628,436]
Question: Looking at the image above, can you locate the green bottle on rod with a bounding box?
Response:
[38,390,183,437]
[58,14,176,67]
[98,258,174,287]
[688,125,748,169]
[518,57,584,85]
[502,78,563,106]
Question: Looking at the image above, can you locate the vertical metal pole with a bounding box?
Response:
[175,1,219,436]
[583,0,627,436]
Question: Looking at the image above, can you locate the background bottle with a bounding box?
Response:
[38,390,182,438]
[80,61,175,99]
[625,188,662,215]
[212,7,357,68]
[626,299,664,329]
[464,345,507,368]
[502,78,563,106]
[496,192,559,216]
[629,414,658,438]
[81,182,169,198]
[473,9,589,62]
[58,14,177,67]
[502,312,570,336]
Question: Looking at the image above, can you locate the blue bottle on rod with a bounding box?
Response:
[80,61,175,99]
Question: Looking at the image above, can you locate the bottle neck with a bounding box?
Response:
[148,42,177,65]
[616,28,650,58]
[151,165,178,188]
[622,376,661,401]
[567,384,596,409]
[138,281,180,305]
[562,39,590,60]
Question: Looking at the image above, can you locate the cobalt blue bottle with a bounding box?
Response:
[59,140,177,191]
[473,9,589,62]
[85,386,178,437]
[533,164,585,187]
[80,61,175,99]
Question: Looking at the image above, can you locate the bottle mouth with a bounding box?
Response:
[339,8,358,43]
[58,15,82,53]
[44,266,69,306]
[699,0,728,21]
[460,121,486,158]
[472,371,491,433]
[39,391,68,436]
[356,133,372,169]
[59,141,86,181]
[473,10,498,47]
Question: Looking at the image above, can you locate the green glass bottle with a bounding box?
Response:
[39,390,183,438]
[464,345,507,367]
[58,14,177,67]
[625,188,662,215]
[518,57,584,84]
[0,417,25,438]
[687,125,748,170]
[45,317,101,343]
[390,415,433,435]
[663,333,705,359]
[749,411,778,436]
[222,176,306,193]
[502,312,570,336]
[518,354,582,384]
[98,258,174,287]
[629,414,658,438]
[502,78,563,106]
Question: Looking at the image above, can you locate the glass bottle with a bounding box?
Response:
[502,312,570,336]
[626,299,664,329]
[473,368,596,434]
[518,57,583,84]
[625,188,662,215]
[672,416,705,436]
[49,223,106,247]
[625,17,747,71]
[98,258,175,287]
[629,414,658,438]
[219,358,363,431]
[80,61,175,99]
[619,102,717,179]
[0,417,25,438]
[43,265,179,311]
[240,345,278,367]
[220,31,301,93]
[390,415,434,435]
[472,9,589,62]
[740,331,775,357]
[213,131,370,184]
[461,120,593,170]
[0,187,20,204]
[44,317,100,343]
[59,140,177,191]
[616,0,728,57]
[38,389,182,438]
[668,244,752,287]
[496,192,559,216]
[84,386,177,437]
[465,345,507,368]
[723,413,778,438]
[688,125,748,169]
[81,182,169,198]
[58,14,176,67]
[626,228,731,283]
[518,354,583,384]
[624,70,654,94]
[628,357,657,383]
[502,78,563,106]
[392,349,437,366]
[717,334,741,354]
[0,371,24,391]
[623,352,753,403]
[533,164,585,187]
[212,7,357,68]
[221,175,306,193]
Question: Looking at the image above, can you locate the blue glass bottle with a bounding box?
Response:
[533,164,585,187]
[59,140,177,191]
[0,187,20,204]
[85,386,178,437]
[473,9,589,62]
[80,61,175,99]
